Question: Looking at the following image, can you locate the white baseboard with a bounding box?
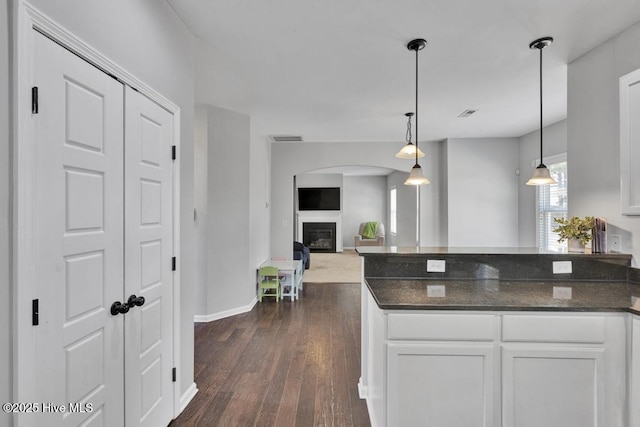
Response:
[179,382,198,413]
[357,377,367,399]
[193,297,258,323]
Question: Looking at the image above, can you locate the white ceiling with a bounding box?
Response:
[168,0,640,145]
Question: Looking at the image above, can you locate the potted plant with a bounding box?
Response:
[552,216,595,252]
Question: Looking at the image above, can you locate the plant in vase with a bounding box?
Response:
[552,216,595,252]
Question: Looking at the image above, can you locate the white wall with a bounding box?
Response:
[1,1,11,425]
[445,138,519,247]
[271,140,442,258]
[248,119,271,294]
[194,105,254,318]
[296,173,343,192]
[193,37,272,318]
[517,120,567,247]
[439,140,449,246]
[193,107,208,316]
[419,141,443,246]
[567,21,640,264]
[343,175,387,248]
[17,0,196,403]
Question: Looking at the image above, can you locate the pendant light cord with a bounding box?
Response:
[414,44,420,248]
[415,47,419,165]
[539,46,544,166]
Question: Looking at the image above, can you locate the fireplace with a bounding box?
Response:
[303,222,337,253]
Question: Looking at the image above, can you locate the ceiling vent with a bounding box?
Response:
[270,135,304,143]
[457,109,478,118]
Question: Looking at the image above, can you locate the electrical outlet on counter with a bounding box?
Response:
[552,261,572,274]
[427,260,446,273]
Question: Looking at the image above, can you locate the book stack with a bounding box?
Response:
[591,217,607,253]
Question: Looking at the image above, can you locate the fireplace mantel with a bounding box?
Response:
[296,212,343,253]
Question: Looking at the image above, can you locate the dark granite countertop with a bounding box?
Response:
[358,247,640,314]
[365,278,640,314]
[630,282,640,315]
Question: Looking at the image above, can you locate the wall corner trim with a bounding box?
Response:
[193,298,258,323]
[179,382,199,414]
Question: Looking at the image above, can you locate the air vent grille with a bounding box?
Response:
[457,109,478,118]
[270,135,304,142]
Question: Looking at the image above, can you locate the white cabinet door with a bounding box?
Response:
[631,316,640,427]
[387,343,496,427]
[620,68,640,215]
[502,346,604,427]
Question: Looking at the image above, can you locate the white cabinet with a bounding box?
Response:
[374,312,498,426]
[631,315,640,427]
[501,314,627,426]
[387,343,496,427]
[620,68,640,215]
[502,346,604,426]
[361,296,628,427]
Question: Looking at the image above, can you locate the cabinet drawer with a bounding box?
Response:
[502,315,605,343]
[387,313,495,341]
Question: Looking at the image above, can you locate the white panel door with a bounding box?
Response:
[387,343,496,427]
[32,32,125,426]
[620,68,640,215]
[502,346,605,427]
[31,32,175,427]
[124,87,174,427]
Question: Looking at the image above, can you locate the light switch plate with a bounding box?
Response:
[552,261,572,274]
[427,285,446,298]
[427,260,446,273]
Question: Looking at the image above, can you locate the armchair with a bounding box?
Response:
[293,241,310,269]
[354,222,385,247]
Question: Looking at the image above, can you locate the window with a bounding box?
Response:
[536,154,568,252]
[390,187,397,235]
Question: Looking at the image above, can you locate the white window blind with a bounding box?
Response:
[536,156,568,252]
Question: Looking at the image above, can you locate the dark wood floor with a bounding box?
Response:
[169,283,371,427]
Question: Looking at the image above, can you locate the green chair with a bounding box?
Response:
[258,266,280,302]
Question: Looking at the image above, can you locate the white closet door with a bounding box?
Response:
[32,32,125,426]
[124,87,175,427]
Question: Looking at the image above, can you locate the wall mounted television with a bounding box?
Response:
[298,187,341,211]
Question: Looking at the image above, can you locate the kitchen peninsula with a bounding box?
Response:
[356,247,640,427]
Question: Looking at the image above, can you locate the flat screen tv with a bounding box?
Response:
[298,187,340,211]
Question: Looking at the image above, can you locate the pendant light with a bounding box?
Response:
[526,36,557,186]
[395,112,425,159]
[404,38,430,186]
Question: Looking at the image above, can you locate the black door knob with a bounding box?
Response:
[127,294,145,307]
[110,301,130,316]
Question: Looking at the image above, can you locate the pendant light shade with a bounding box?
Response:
[396,112,425,159]
[404,164,431,185]
[404,39,430,186]
[526,36,557,186]
[527,164,556,185]
[396,144,425,159]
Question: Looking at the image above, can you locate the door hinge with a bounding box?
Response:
[171,145,176,160]
[31,87,38,114]
[172,256,176,271]
[172,367,177,382]
[32,299,39,325]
